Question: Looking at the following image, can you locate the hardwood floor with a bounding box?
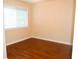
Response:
[7,38,72,59]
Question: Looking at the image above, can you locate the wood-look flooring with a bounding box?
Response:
[7,38,72,59]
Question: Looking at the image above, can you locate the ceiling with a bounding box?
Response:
[20,0,45,3]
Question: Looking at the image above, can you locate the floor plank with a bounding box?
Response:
[7,38,72,59]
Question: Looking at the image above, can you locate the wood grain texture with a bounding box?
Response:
[7,38,72,59]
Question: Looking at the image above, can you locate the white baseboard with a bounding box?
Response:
[31,36,72,45]
[6,36,31,46]
[6,36,72,46]
[5,58,8,59]
[3,57,8,59]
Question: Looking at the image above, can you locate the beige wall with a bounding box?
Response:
[4,0,32,45]
[5,0,75,45]
[32,0,74,44]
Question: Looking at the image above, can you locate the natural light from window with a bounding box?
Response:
[4,7,28,29]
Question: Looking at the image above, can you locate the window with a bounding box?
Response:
[4,7,28,29]
[16,9,28,28]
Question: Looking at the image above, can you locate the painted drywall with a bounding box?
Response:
[5,0,75,45]
[4,0,32,45]
[32,0,74,45]
[19,0,46,3]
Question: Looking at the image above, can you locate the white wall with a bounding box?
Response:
[4,0,32,45]
[32,0,74,45]
[5,0,75,45]
[0,0,4,58]
[72,0,79,59]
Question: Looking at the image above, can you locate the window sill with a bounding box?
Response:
[5,27,29,31]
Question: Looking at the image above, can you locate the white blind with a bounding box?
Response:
[4,7,28,29]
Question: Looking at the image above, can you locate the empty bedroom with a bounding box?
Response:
[4,0,75,59]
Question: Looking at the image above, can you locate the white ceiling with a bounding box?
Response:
[20,0,45,3]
